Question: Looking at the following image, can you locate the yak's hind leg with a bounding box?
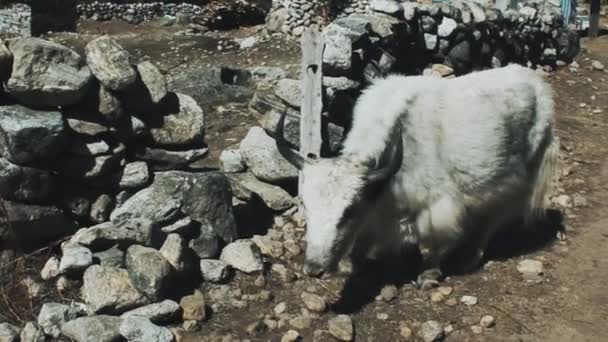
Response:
[415,196,467,290]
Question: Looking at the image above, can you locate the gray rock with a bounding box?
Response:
[370,0,402,14]
[402,2,417,20]
[161,216,193,234]
[259,110,344,154]
[90,194,115,223]
[250,66,287,83]
[239,36,257,50]
[328,315,353,341]
[85,35,137,91]
[41,256,61,280]
[438,17,457,37]
[239,126,298,184]
[189,220,220,259]
[66,118,111,137]
[219,149,245,173]
[135,147,208,171]
[94,245,125,268]
[460,295,478,306]
[97,85,124,122]
[20,322,45,342]
[159,233,187,273]
[62,315,122,342]
[220,239,264,274]
[200,259,230,283]
[119,316,173,342]
[37,302,86,338]
[230,172,295,211]
[121,300,180,324]
[6,37,92,107]
[322,24,352,75]
[119,162,150,190]
[266,8,288,33]
[135,61,168,106]
[424,33,437,50]
[126,245,173,302]
[419,320,444,342]
[82,265,150,314]
[149,93,205,147]
[70,220,156,250]
[59,244,94,274]
[0,104,67,164]
[323,77,360,91]
[275,78,301,108]
[0,158,53,202]
[0,322,20,342]
[1,200,77,244]
[112,171,237,243]
[57,144,125,183]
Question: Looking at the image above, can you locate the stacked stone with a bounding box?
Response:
[271,0,326,36]
[0,3,32,37]
[77,1,203,24]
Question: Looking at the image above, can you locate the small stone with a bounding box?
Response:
[399,322,413,340]
[573,194,588,207]
[377,313,389,320]
[328,315,353,341]
[553,194,572,208]
[430,291,445,302]
[59,244,93,274]
[37,302,85,338]
[182,320,199,332]
[220,149,245,173]
[21,276,43,298]
[480,315,495,328]
[41,256,61,280]
[419,320,444,342]
[119,162,150,189]
[271,263,296,283]
[180,290,206,321]
[161,216,194,234]
[239,36,257,49]
[471,325,483,334]
[301,292,327,313]
[591,60,604,71]
[0,323,20,342]
[254,275,266,287]
[125,245,173,302]
[220,239,264,274]
[200,259,230,283]
[380,285,398,302]
[121,300,180,324]
[274,302,287,316]
[437,286,453,296]
[160,233,187,273]
[444,324,454,335]
[517,259,544,281]
[370,0,402,14]
[20,322,45,342]
[284,240,302,256]
[62,315,122,342]
[445,298,458,307]
[460,295,478,306]
[289,315,312,330]
[281,329,300,342]
[119,316,173,342]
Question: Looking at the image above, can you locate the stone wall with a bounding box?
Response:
[0,3,31,37]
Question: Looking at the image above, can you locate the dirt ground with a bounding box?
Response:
[4,19,608,341]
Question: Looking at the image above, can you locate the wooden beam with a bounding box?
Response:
[589,0,601,38]
[298,26,325,206]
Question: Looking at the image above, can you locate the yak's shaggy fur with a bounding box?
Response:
[287,64,558,281]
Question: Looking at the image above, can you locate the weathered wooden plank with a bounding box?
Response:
[298,26,325,203]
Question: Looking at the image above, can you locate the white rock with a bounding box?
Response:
[517,259,544,281]
[591,60,604,71]
[328,315,353,341]
[41,256,60,280]
[419,320,444,342]
[119,162,150,189]
[239,36,258,50]
[460,295,478,306]
[438,17,458,37]
[200,259,231,283]
[59,244,93,273]
[480,315,495,328]
[370,0,402,14]
[121,300,181,324]
[220,149,245,173]
[220,240,264,273]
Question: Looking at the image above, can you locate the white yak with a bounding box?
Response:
[275,64,559,288]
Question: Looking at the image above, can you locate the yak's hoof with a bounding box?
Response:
[416,268,442,290]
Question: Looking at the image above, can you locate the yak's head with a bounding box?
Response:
[275,111,403,277]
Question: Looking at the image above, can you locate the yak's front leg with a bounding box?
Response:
[415,197,467,290]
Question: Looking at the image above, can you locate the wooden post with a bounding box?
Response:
[298,27,325,208]
[589,0,601,38]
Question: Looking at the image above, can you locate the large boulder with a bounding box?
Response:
[0,200,77,244]
[148,93,205,147]
[82,265,150,314]
[85,36,137,92]
[0,158,53,202]
[111,171,237,243]
[0,104,67,165]
[239,127,298,184]
[5,37,93,107]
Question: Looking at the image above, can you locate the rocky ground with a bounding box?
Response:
[1,17,608,342]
